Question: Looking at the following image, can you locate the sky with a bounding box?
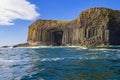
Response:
[0,0,120,46]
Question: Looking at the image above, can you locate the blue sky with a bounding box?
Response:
[0,0,120,46]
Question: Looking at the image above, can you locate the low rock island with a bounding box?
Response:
[16,7,120,47]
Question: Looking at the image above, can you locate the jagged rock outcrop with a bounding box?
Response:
[27,8,120,46]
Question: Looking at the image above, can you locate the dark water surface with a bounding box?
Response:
[0,46,120,80]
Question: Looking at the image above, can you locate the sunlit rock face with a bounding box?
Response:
[27,8,120,46]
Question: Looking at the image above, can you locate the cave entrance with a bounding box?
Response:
[109,29,120,45]
[51,31,63,46]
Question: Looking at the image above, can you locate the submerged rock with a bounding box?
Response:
[27,7,120,46]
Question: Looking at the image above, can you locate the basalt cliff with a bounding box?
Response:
[27,8,120,46]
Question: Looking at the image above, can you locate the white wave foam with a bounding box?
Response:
[40,55,105,62]
[15,46,87,49]
[0,59,30,63]
[76,46,88,50]
[88,48,117,51]
[0,60,18,62]
[40,57,65,62]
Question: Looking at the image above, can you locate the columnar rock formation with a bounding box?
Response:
[27,8,120,46]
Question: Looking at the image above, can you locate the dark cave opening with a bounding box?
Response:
[108,21,120,45]
[109,30,120,45]
[51,31,63,46]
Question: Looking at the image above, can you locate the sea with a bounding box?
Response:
[0,46,120,80]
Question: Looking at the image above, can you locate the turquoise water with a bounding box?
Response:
[0,46,120,80]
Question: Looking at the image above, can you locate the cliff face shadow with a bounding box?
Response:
[51,31,63,46]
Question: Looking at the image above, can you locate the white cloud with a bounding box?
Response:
[0,0,39,25]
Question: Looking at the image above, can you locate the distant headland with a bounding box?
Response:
[3,7,120,48]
